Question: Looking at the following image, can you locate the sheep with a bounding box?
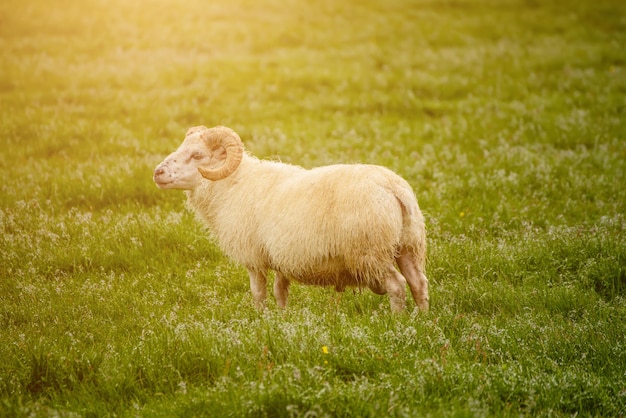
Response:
[153,126,429,313]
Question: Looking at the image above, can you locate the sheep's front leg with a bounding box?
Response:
[248,269,268,310]
[273,271,290,309]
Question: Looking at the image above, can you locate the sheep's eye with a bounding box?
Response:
[191,152,204,160]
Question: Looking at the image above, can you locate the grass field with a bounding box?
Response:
[1,0,626,416]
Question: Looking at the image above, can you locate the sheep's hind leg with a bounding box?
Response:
[396,250,429,311]
[368,279,387,295]
[248,269,268,310]
[383,264,407,313]
[273,272,290,309]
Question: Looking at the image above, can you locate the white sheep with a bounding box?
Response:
[153,126,429,313]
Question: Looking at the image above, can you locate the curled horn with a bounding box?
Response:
[186,125,209,137]
[197,126,244,181]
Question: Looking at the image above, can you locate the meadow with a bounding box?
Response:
[1,0,625,416]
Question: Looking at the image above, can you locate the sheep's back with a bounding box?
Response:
[258,164,410,280]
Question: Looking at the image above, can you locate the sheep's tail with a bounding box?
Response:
[391,182,427,267]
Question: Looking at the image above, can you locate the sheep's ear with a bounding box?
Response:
[186,126,208,137]
[198,127,244,181]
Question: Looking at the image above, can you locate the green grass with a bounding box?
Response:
[1,0,626,416]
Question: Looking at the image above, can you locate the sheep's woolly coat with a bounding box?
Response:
[186,154,426,290]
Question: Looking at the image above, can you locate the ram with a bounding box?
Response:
[154,126,429,312]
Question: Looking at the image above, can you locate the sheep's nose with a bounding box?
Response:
[153,166,166,182]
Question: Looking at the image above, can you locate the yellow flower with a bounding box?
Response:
[322,346,329,354]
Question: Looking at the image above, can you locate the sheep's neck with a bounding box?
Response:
[185,156,257,224]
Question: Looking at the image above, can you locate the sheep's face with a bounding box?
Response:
[153,133,216,190]
[154,126,244,189]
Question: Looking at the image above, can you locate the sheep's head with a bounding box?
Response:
[153,126,244,190]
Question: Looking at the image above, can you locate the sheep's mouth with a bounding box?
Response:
[154,179,173,188]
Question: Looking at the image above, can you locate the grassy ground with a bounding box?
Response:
[1,0,626,416]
